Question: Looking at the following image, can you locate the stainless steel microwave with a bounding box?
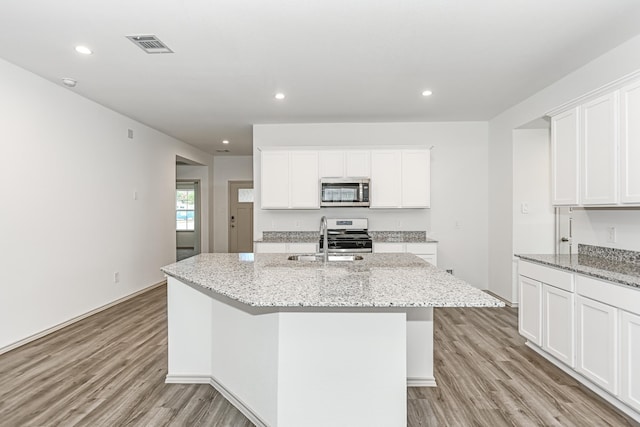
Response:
[320,179,370,207]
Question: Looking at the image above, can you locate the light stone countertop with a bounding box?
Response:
[161,253,503,308]
[516,253,640,289]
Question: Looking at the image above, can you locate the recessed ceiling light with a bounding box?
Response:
[422,90,433,97]
[275,93,285,100]
[222,140,230,144]
[61,78,77,87]
[75,45,93,55]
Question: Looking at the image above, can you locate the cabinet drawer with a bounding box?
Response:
[576,275,640,315]
[406,243,436,254]
[518,261,574,292]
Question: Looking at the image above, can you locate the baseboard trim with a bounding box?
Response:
[165,374,211,384]
[484,290,517,308]
[208,376,270,427]
[0,280,166,356]
[407,377,437,387]
[525,342,640,423]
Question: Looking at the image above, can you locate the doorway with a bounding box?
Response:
[176,180,201,261]
[228,181,254,253]
[555,206,573,255]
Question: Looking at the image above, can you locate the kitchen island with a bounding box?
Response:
[161,253,503,427]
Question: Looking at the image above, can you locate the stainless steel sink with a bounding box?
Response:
[287,254,364,262]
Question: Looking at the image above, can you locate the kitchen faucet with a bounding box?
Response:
[320,216,328,263]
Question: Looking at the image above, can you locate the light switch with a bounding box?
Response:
[521,202,529,214]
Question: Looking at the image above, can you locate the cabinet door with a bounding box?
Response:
[621,311,640,412]
[620,81,640,204]
[370,150,401,208]
[373,242,405,253]
[261,151,290,209]
[576,295,618,394]
[345,150,370,177]
[401,150,431,208]
[543,285,575,367]
[289,151,319,209]
[519,276,542,346]
[319,151,345,178]
[581,93,619,205]
[254,242,287,253]
[288,242,318,254]
[551,108,579,205]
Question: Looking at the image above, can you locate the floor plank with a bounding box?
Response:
[0,285,637,426]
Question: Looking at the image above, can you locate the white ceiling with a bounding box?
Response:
[2,1,640,156]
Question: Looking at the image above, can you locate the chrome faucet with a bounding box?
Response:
[320,216,328,263]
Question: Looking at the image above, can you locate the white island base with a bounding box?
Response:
[166,277,435,427]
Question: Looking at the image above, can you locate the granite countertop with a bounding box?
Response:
[516,251,640,289]
[256,231,437,244]
[161,253,502,308]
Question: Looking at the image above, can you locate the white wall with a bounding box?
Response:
[213,156,253,252]
[512,129,555,255]
[0,57,214,351]
[253,122,490,289]
[488,34,640,302]
[572,208,640,251]
[176,165,211,253]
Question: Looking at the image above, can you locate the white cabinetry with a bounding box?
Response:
[551,108,579,205]
[255,242,318,254]
[542,285,575,366]
[261,150,319,209]
[518,275,542,346]
[575,295,618,394]
[581,93,619,205]
[373,242,437,266]
[319,150,370,178]
[620,80,640,204]
[370,149,430,208]
[621,311,640,412]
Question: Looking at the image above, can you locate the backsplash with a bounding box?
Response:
[369,231,428,242]
[578,244,640,264]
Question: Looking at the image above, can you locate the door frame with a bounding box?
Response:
[228,180,254,253]
[176,179,201,255]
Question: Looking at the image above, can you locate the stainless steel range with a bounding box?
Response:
[319,218,373,253]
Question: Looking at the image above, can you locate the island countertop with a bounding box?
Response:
[161,253,503,308]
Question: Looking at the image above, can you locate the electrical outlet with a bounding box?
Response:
[133,190,138,200]
[455,220,461,230]
[113,272,120,283]
[521,202,529,214]
[607,227,617,243]
[128,129,134,139]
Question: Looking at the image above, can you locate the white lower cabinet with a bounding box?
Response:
[621,311,640,412]
[576,295,619,394]
[373,242,437,266]
[518,276,542,346]
[542,285,575,367]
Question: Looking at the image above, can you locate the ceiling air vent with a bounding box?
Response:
[126,35,173,54]
[216,149,230,153]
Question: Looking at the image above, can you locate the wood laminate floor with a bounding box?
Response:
[0,285,637,427]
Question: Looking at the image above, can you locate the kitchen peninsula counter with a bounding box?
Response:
[161,253,502,427]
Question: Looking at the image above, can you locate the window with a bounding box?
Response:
[176,189,195,230]
[238,188,254,203]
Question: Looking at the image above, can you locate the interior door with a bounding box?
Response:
[555,206,573,254]
[228,181,254,253]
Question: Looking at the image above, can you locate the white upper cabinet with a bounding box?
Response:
[261,150,319,209]
[580,92,619,205]
[370,150,402,208]
[261,151,290,209]
[345,150,371,177]
[620,80,640,204]
[551,108,580,205]
[370,149,430,209]
[318,150,370,178]
[401,150,431,208]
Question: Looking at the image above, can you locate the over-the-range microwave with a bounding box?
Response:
[320,178,370,207]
